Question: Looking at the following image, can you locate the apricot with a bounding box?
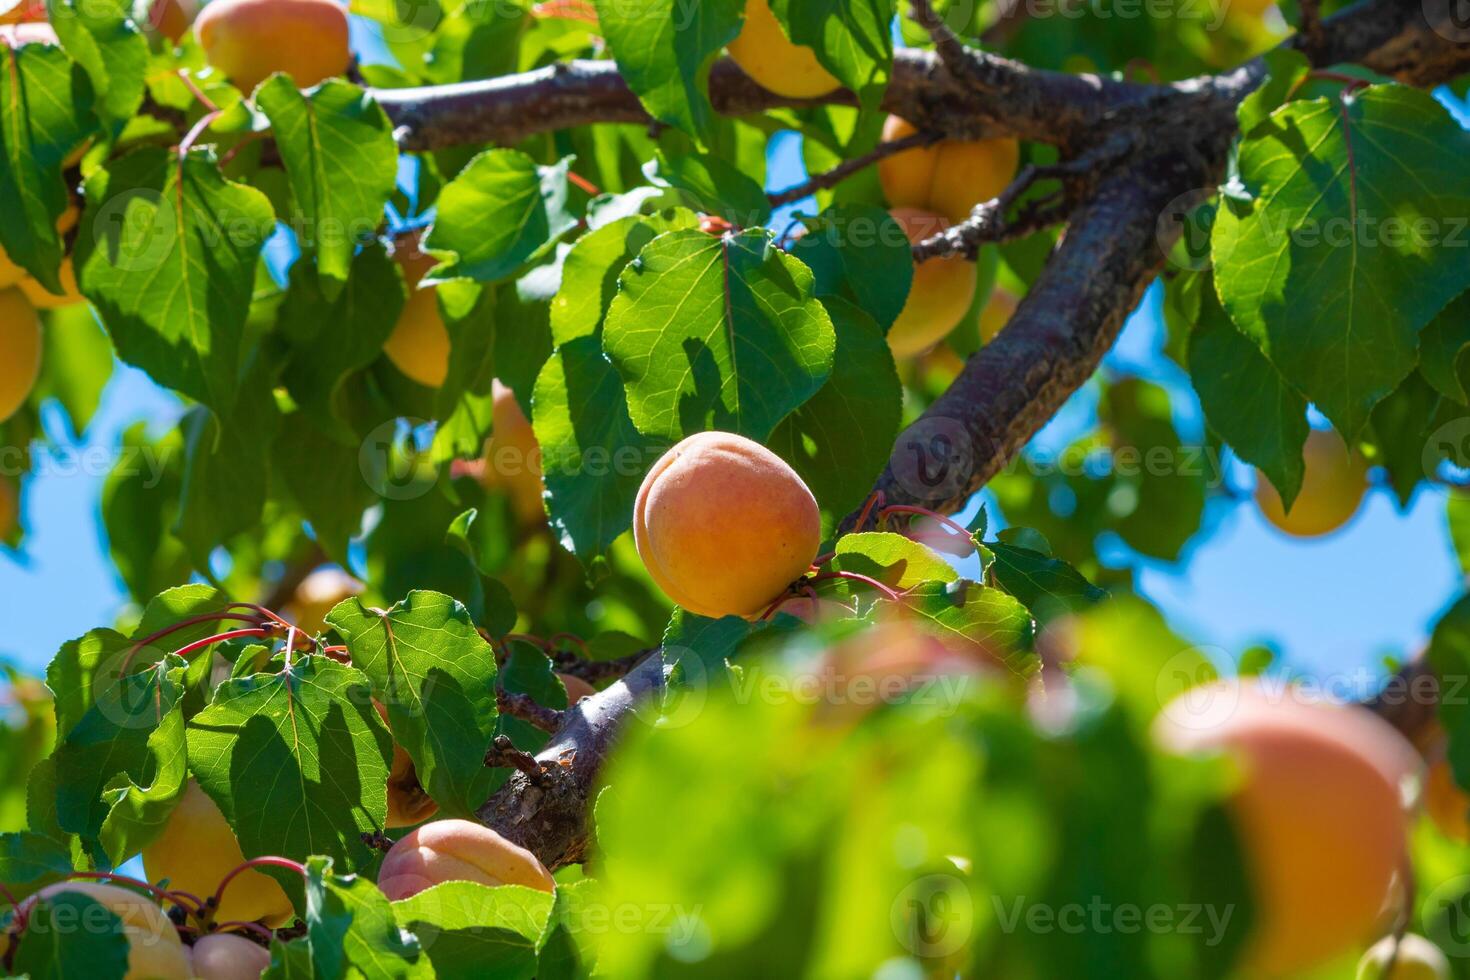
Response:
[19,257,84,310]
[0,0,46,24]
[147,0,196,42]
[1357,934,1450,980]
[195,0,349,93]
[0,201,77,290]
[726,0,839,99]
[190,932,272,980]
[1255,428,1369,538]
[558,673,596,705]
[143,780,295,926]
[1155,684,1416,976]
[878,115,1020,226]
[25,882,190,979]
[479,381,545,523]
[812,619,978,722]
[1425,757,1470,842]
[0,289,41,423]
[382,233,450,388]
[377,819,555,901]
[979,287,1019,343]
[284,567,361,635]
[373,701,439,829]
[886,208,977,358]
[634,431,821,619]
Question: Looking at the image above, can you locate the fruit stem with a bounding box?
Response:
[0,882,18,914]
[128,612,265,662]
[852,490,886,531]
[171,627,276,661]
[566,171,601,196]
[806,570,903,603]
[178,110,222,158]
[505,633,554,653]
[548,632,589,655]
[60,871,193,910]
[877,505,976,552]
[175,69,219,113]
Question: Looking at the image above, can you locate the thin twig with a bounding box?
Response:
[486,735,551,787]
[551,649,653,684]
[768,129,942,207]
[497,689,563,734]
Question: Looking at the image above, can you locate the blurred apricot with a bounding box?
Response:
[284,567,361,635]
[878,115,1020,225]
[634,431,821,619]
[886,208,977,358]
[0,288,41,423]
[378,819,555,900]
[383,233,450,388]
[196,0,349,93]
[479,381,545,523]
[558,673,596,704]
[1255,428,1369,538]
[726,0,838,99]
[25,882,190,979]
[1156,684,1416,975]
[190,932,272,980]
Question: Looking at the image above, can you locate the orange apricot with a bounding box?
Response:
[1254,428,1369,538]
[284,567,361,636]
[382,233,450,388]
[878,115,1020,225]
[143,780,295,926]
[479,381,545,523]
[1155,684,1416,976]
[726,0,839,99]
[558,673,596,704]
[19,256,84,310]
[634,431,821,620]
[0,288,41,423]
[886,208,977,358]
[146,0,197,42]
[195,0,349,93]
[377,819,555,901]
[1425,757,1470,842]
[0,202,77,290]
[0,0,46,24]
[189,932,272,980]
[373,700,440,829]
[25,882,190,979]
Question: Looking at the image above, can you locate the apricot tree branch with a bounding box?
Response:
[496,689,563,734]
[768,129,942,208]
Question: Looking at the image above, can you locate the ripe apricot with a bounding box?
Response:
[726,0,838,99]
[878,115,1020,225]
[558,673,596,704]
[147,0,196,42]
[1155,684,1416,976]
[25,882,190,979]
[1425,757,1470,842]
[1255,428,1369,538]
[1357,934,1450,980]
[0,0,46,24]
[479,381,545,523]
[143,780,295,926]
[634,432,821,619]
[284,567,361,636]
[886,208,977,358]
[19,257,84,310]
[195,0,349,94]
[0,202,77,290]
[383,234,450,388]
[190,932,272,980]
[377,819,556,900]
[373,701,440,829]
[0,289,41,423]
[979,287,1019,343]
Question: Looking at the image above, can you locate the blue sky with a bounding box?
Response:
[0,46,1464,685]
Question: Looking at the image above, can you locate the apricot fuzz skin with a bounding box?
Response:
[726,0,838,99]
[378,819,556,901]
[383,233,451,389]
[878,115,1020,226]
[1254,428,1369,539]
[196,0,349,94]
[634,432,821,620]
[885,209,977,359]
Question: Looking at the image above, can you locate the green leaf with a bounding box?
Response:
[425,150,579,284]
[31,305,114,433]
[76,147,276,413]
[1368,371,1439,506]
[186,658,392,875]
[536,880,602,979]
[1235,47,1310,138]
[304,857,430,980]
[985,543,1106,623]
[47,0,147,125]
[768,0,892,107]
[0,37,95,292]
[831,531,958,590]
[0,833,74,901]
[1212,85,1470,436]
[769,297,900,526]
[11,890,131,980]
[646,152,770,226]
[255,78,398,297]
[550,210,699,347]
[53,655,188,859]
[1420,290,1470,405]
[594,0,742,139]
[1102,379,1207,562]
[1188,281,1308,507]
[279,243,406,442]
[327,592,501,818]
[901,581,1036,677]
[496,644,563,758]
[603,228,835,442]
[431,278,500,463]
[276,420,374,566]
[787,204,914,333]
[1449,495,1470,577]
[532,335,666,564]
[391,882,553,980]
